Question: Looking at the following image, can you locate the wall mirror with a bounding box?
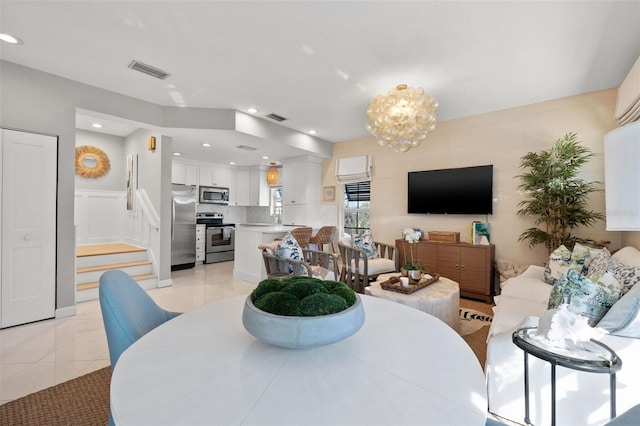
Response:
[75,145,110,178]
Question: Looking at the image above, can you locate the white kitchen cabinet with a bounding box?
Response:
[172,162,198,185]
[280,156,322,226]
[235,166,269,206]
[281,157,321,205]
[199,165,230,188]
[196,225,206,264]
[234,168,250,206]
[185,165,198,186]
[172,163,186,184]
[250,167,269,206]
[227,167,237,205]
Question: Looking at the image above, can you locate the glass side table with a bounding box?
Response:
[512,327,622,426]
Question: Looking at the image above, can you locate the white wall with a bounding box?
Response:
[123,130,172,280]
[324,89,625,268]
[0,60,167,311]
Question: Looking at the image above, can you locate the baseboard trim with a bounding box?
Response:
[158,278,173,288]
[56,305,77,319]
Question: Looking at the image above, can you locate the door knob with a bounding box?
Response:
[23,235,31,241]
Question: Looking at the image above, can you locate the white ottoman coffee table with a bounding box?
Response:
[365,273,460,332]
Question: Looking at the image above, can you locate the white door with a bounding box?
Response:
[1,129,57,328]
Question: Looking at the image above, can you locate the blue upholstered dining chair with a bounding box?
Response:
[99,270,182,426]
[99,269,181,369]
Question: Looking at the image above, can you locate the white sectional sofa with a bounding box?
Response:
[486,246,640,426]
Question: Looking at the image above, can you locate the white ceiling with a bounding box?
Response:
[2,1,640,165]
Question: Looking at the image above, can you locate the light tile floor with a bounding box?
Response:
[0,261,254,405]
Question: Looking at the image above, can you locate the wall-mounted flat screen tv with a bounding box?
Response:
[408,165,493,214]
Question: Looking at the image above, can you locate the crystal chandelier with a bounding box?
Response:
[366,84,438,153]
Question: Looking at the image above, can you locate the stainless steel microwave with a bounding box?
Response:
[199,186,229,204]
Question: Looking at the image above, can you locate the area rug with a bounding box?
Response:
[0,366,111,426]
[459,307,493,336]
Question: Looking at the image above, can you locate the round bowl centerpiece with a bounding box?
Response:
[242,277,365,349]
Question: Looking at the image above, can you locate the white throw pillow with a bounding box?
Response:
[612,246,640,268]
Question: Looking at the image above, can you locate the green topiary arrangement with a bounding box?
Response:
[251,277,357,317]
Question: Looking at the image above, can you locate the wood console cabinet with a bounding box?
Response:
[396,239,496,302]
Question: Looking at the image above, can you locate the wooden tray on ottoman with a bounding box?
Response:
[380,274,440,294]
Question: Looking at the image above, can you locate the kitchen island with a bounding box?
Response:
[233,224,299,283]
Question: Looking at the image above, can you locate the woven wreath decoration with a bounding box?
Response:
[75,145,110,178]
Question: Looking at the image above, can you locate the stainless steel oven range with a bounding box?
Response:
[196,213,235,263]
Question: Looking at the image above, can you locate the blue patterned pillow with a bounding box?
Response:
[548,269,622,326]
[353,231,379,259]
[276,232,304,272]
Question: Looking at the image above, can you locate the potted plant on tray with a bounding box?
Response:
[401,228,423,280]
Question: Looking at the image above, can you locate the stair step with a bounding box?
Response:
[77,243,146,257]
[77,273,156,291]
[76,259,152,274]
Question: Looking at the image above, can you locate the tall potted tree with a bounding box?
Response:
[516,132,605,254]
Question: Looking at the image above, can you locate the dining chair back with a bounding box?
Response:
[309,226,337,253]
[99,270,181,369]
[290,227,313,248]
[261,248,340,281]
[338,239,397,293]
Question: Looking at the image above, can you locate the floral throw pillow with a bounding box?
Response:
[571,242,603,274]
[276,232,304,273]
[547,269,622,326]
[353,231,379,259]
[544,245,578,285]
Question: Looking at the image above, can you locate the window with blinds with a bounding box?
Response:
[344,181,370,235]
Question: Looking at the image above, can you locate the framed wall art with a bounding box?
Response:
[126,153,138,210]
[323,186,335,201]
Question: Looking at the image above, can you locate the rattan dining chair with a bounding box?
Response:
[261,247,340,281]
[290,226,313,249]
[309,226,337,253]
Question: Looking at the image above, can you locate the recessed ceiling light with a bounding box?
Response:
[262,156,269,160]
[202,143,211,147]
[0,33,23,45]
[173,152,181,156]
[92,123,103,128]
[308,129,317,135]
[248,107,258,114]
[229,161,236,165]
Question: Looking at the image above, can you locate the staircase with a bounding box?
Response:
[76,243,157,302]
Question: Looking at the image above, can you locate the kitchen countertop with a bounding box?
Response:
[235,224,305,232]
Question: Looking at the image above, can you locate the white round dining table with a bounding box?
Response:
[110,294,488,425]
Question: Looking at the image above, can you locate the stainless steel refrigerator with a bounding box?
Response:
[171,184,197,270]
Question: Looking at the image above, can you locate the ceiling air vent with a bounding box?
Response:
[266,113,287,122]
[128,60,171,80]
[236,145,257,151]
